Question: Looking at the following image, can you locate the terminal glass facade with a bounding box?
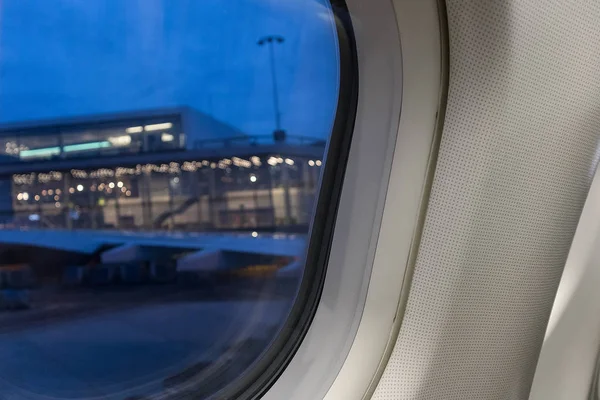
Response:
[9,151,323,232]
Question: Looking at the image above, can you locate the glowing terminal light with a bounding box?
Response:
[161,133,175,142]
[108,135,132,147]
[77,185,84,192]
[251,156,262,166]
[20,147,61,159]
[308,160,315,167]
[126,126,143,134]
[64,141,111,153]
[250,174,257,183]
[145,122,173,132]
[19,141,112,160]
[232,157,252,168]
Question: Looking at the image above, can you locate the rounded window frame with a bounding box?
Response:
[210,1,361,398]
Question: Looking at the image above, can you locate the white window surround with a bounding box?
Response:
[262,1,444,399]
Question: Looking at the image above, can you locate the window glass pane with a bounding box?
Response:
[0,0,350,398]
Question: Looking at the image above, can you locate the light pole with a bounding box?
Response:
[258,35,285,141]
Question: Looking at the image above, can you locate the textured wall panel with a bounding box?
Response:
[374,1,600,399]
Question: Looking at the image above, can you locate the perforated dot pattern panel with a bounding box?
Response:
[373,1,600,399]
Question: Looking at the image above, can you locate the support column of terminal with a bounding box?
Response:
[89,187,97,230]
[208,168,217,230]
[141,172,153,230]
[114,186,121,229]
[281,162,292,226]
[63,174,72,230]
[194,170,203,229]
[267,165,277,229]
[167,175,175,230]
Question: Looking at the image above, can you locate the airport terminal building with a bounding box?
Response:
[0,107,325,232]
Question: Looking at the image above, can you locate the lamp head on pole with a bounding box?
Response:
[257,35,285,46]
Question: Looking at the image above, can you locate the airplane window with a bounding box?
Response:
[0,1,356,399]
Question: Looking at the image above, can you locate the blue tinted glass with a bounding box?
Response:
[0,0,342,398]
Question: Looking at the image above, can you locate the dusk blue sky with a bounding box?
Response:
[0,0,340,140]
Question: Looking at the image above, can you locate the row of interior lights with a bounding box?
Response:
[13,157,316,186]
[265,157,323,168]
[267,157,296,167]
[18,169,266,200]
[18,169,304,198]
[72,157,263,178]
[17,155,319,199]
[17,181,133,202]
